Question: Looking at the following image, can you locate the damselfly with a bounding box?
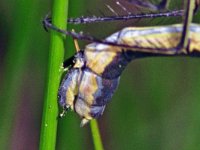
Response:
[44,0,200,126]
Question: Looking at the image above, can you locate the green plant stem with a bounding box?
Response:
[90,120,104,150]
[39,0,69,149]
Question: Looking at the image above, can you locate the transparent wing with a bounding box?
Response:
[66,0,184,40]
[70,0,183,37]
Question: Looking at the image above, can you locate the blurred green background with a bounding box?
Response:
[0,0,200,149]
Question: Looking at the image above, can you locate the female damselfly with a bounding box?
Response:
[44,0,200,126]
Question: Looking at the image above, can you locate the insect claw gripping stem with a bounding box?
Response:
[59,63,67,73]
[59,57,73,73]
[43,16,98,43]
[59,105,69,118]
[63,67,69,72]
[42,14,51,32]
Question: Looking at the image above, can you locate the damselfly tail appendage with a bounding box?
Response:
[44,0,200,126]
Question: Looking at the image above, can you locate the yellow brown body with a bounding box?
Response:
[59,23,200,126]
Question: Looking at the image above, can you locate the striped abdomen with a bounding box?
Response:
[85,23,200,79]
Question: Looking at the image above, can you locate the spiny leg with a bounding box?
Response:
[67,10,183,24]
[71,29,80,52]
[59,105,69,118]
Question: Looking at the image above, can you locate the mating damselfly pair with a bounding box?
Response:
[43,0,200,126]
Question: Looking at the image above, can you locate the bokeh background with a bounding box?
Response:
[0,0,200,149]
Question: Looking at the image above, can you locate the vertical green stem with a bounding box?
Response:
[39,0,69,149]
[90,120,104,150]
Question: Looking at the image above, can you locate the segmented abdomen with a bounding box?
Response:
[59,66,119,121]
